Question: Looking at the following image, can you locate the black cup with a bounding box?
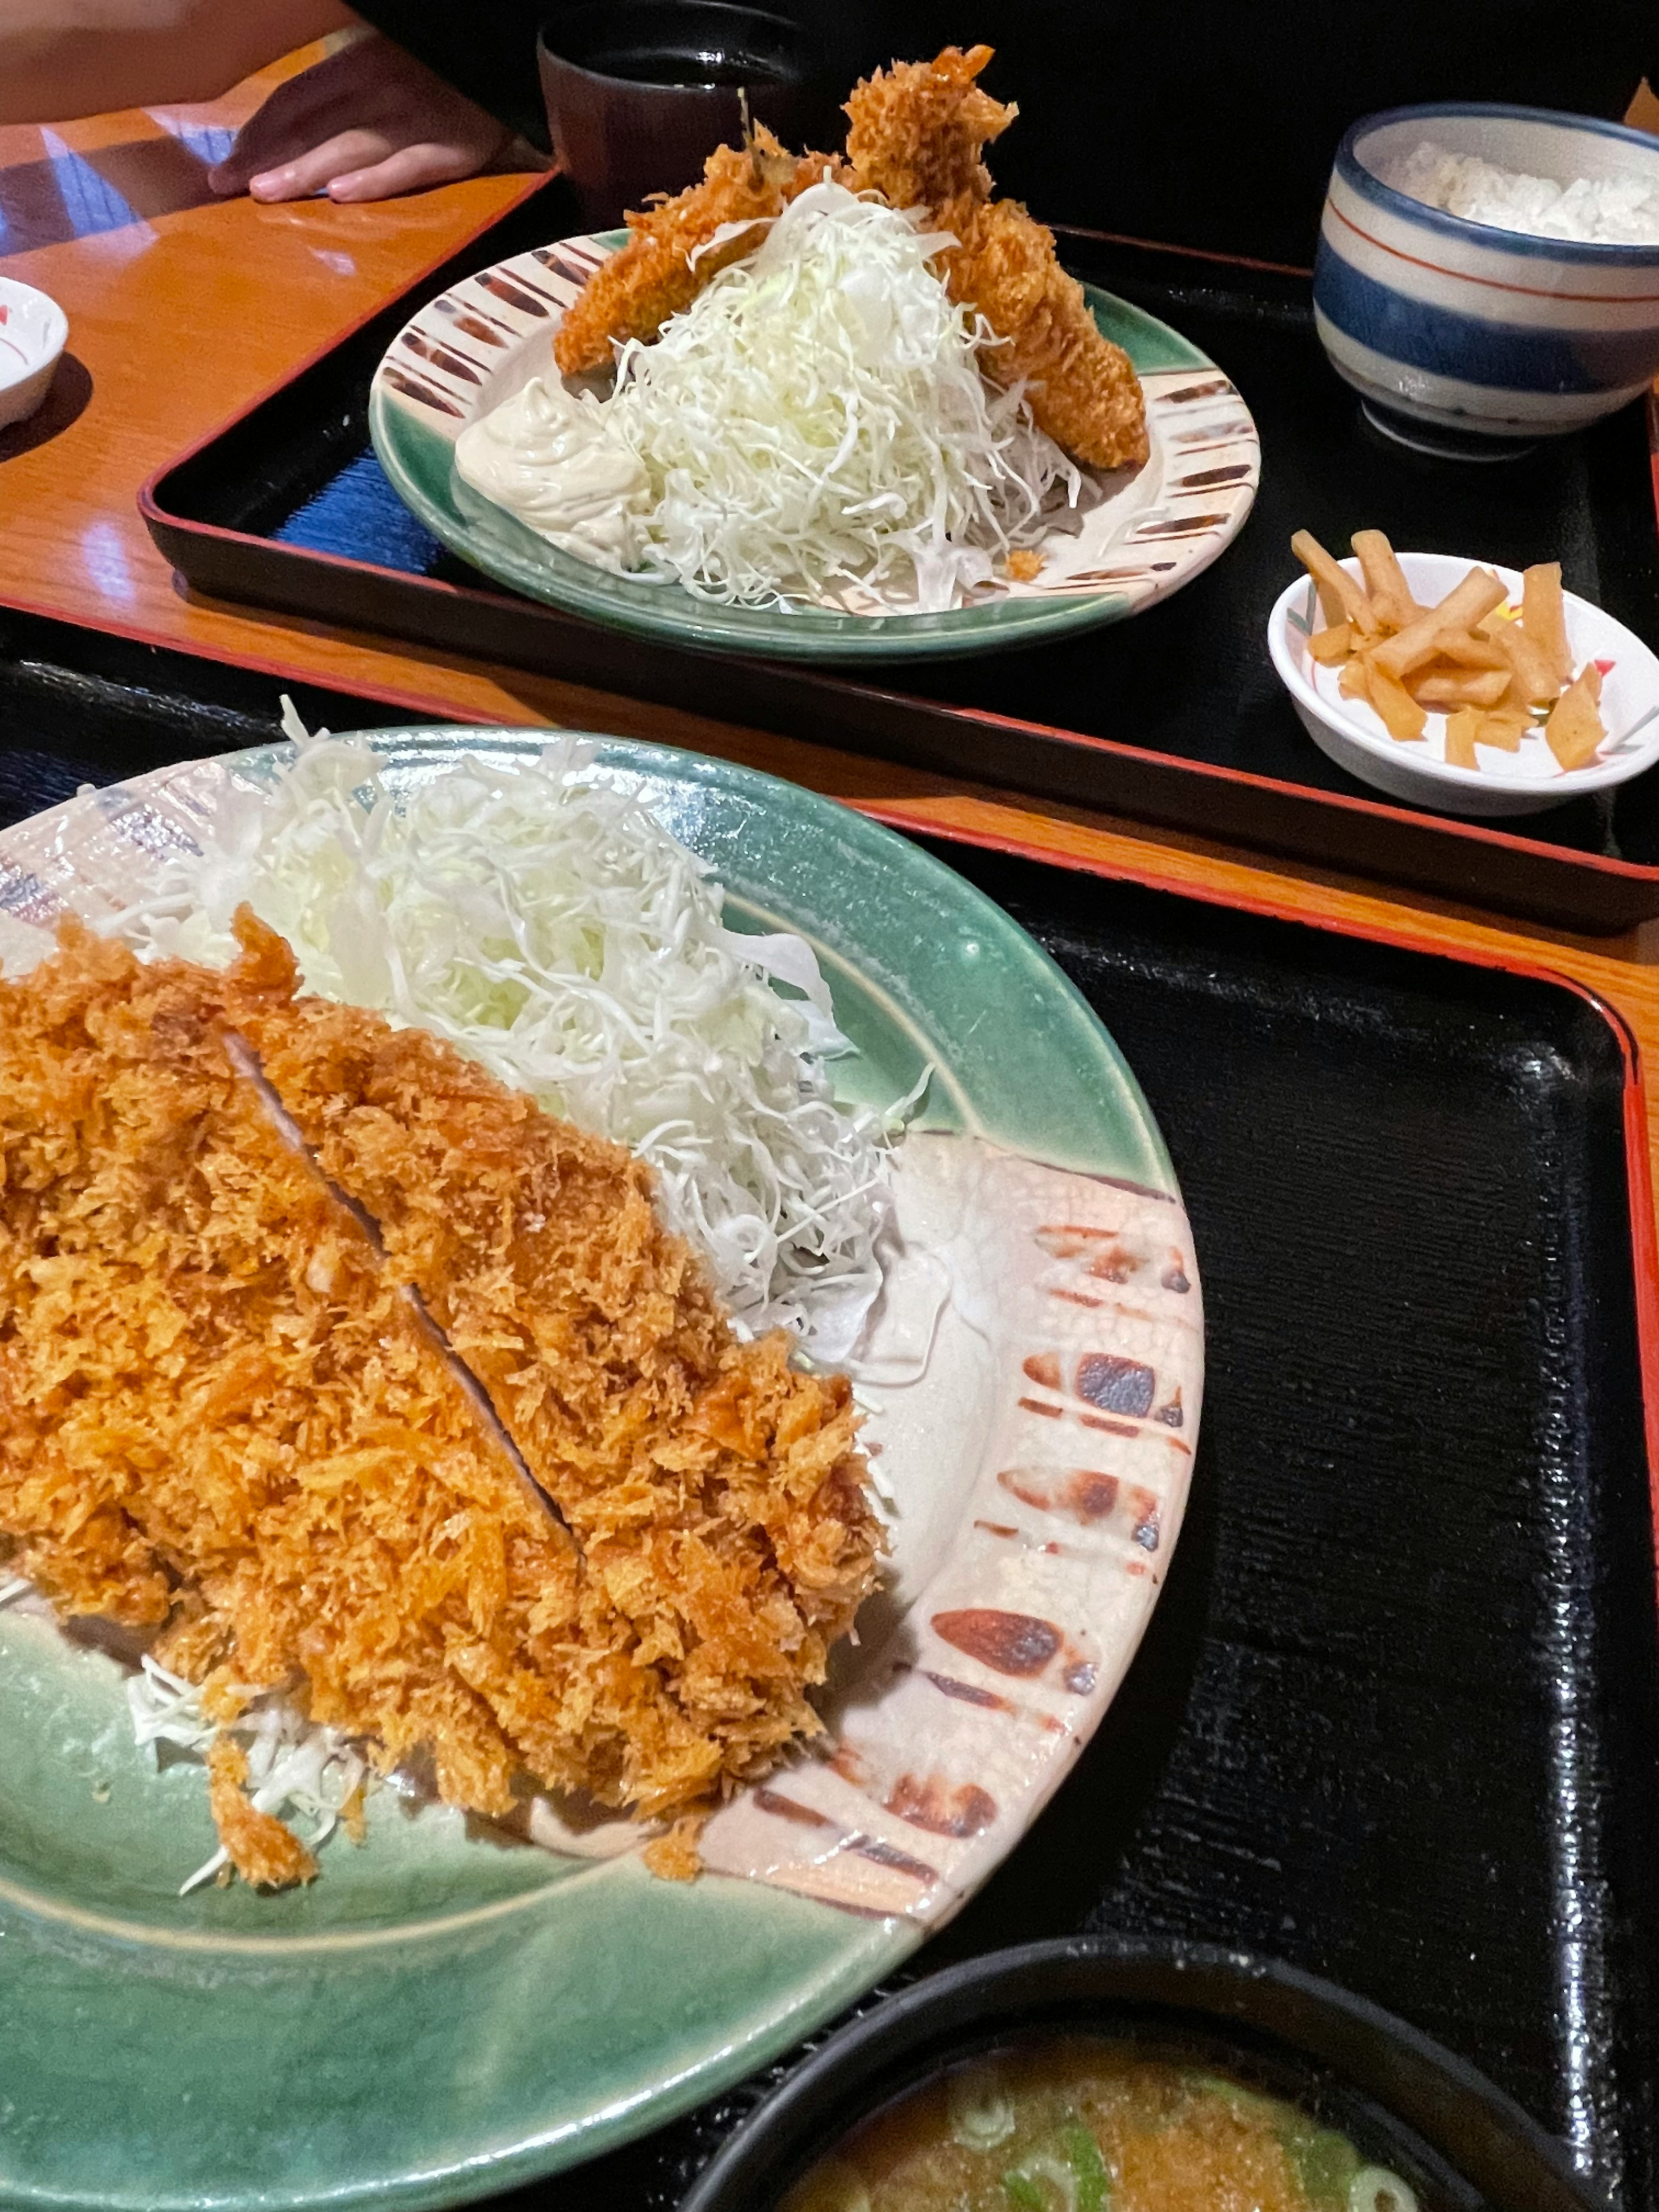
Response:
[537,1,808,232]
[680,1939,1608,2212]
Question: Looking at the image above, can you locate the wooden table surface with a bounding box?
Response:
[3,50,1659,1296]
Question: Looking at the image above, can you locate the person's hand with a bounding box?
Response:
[208,31,513,203]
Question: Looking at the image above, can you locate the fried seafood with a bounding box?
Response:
[845,46,1148,471]
[938,195,1150,472]
[0,920,880,1888]
[842,40,1014,210]
[547,45,1147,474]
[552,129,848,376]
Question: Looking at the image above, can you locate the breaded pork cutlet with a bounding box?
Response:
[553,128,849,377]
[223,913,879,1805]
[845,47,1149,473]
[0,925,600,1878]
[0,921,880,1887]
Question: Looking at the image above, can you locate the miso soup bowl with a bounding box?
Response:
[1314,104,1659,446]
[679,1937,1605,2212]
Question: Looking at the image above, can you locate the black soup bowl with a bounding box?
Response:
[678,1938,1607,2212]
[537,0,807,230]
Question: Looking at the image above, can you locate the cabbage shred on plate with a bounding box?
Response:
[114,728,893,1361]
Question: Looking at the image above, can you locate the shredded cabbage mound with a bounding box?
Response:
[460,181,1079,613]
[127,1656,366,1894]
[113,726,893,1360]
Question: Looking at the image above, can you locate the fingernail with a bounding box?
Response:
[248,171,284,199]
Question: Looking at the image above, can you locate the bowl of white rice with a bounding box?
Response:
[1314,104,1659,453]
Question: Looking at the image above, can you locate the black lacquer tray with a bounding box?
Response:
[1,610,1655,2208]
[140,181,1659,932]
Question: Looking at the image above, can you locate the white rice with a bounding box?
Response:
[1384,140,1659,246]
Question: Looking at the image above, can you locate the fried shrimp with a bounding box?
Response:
[941,196,1150,471]
[845,46,1149,472]
[0,918,880,1888]
[552,129,847,376]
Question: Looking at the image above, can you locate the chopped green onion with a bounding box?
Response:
[948,2063,1016,2150]
[1349,2165,1419,2212]
[1059,2121,1111,2212]
[1290,2127,1362,2208]
[1002,2175,1049,2212]
[1002,2132,1109,2212]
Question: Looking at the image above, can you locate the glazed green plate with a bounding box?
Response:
[368,231,1259,661]
[0,731,1203,2212]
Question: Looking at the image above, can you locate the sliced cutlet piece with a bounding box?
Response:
[0,925,724,1850]
[223,909,882,1808]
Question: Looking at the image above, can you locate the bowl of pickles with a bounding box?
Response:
[1268,528,1659,817]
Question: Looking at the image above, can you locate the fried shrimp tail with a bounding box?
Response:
[553,129,848,376]
[845,46,1149,472]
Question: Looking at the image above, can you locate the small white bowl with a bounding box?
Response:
[1267,550,1659,816]
[0,279,67,429]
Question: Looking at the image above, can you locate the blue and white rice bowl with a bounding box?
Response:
[1314,105,1659,444]
[1267,550,1659,817]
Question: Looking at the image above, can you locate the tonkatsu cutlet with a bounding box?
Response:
[0,925,599,1872]
[224,911,878,1768]
[0,920,880,1887]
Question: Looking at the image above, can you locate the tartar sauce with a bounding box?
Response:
[453,376,653,573]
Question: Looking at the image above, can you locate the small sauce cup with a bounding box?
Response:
[0,279,67,430]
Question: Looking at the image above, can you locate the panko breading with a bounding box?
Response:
[0,926,594,1873]
[842,41,1014,211]
[0,920,880,1888]
[845,47,1149,472]
[223,914,877,1809]
[940,196,1150,473]
[207,1738,318,1890]
[549,45,1146,471]
[552,129,848,377]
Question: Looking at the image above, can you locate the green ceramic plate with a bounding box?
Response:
[0,731,1203,2212]
[368,232,1258,662]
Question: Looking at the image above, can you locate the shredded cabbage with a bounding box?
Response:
[459,181,1080,613]
[127,1654,368,1894]
[111,725,893,1360]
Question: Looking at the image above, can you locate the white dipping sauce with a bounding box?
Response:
[453,376,652,572]
[1385,139,1659,245]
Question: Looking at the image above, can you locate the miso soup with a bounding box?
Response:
[782,2040,1421,2212]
